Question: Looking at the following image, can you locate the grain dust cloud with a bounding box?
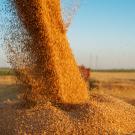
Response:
[0,0,135,134]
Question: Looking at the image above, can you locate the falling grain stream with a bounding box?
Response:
[14,0,89,104]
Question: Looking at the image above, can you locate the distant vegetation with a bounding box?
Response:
[0,67,135,76]
[0,68,14,76]
[93,69,135,72]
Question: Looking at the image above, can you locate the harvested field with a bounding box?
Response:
[91,72,135,83]
[0,76,16,85]
[90,72,135,106]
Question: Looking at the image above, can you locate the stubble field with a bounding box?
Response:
[91,72,135,106]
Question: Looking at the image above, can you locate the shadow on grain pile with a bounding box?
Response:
[0,0,135,134]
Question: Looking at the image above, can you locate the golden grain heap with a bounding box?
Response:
[0,0,135,135]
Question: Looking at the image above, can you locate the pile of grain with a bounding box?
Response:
[0,93,135,134]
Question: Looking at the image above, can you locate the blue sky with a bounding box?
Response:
[68,0,135,69]
[0,0,135,69]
